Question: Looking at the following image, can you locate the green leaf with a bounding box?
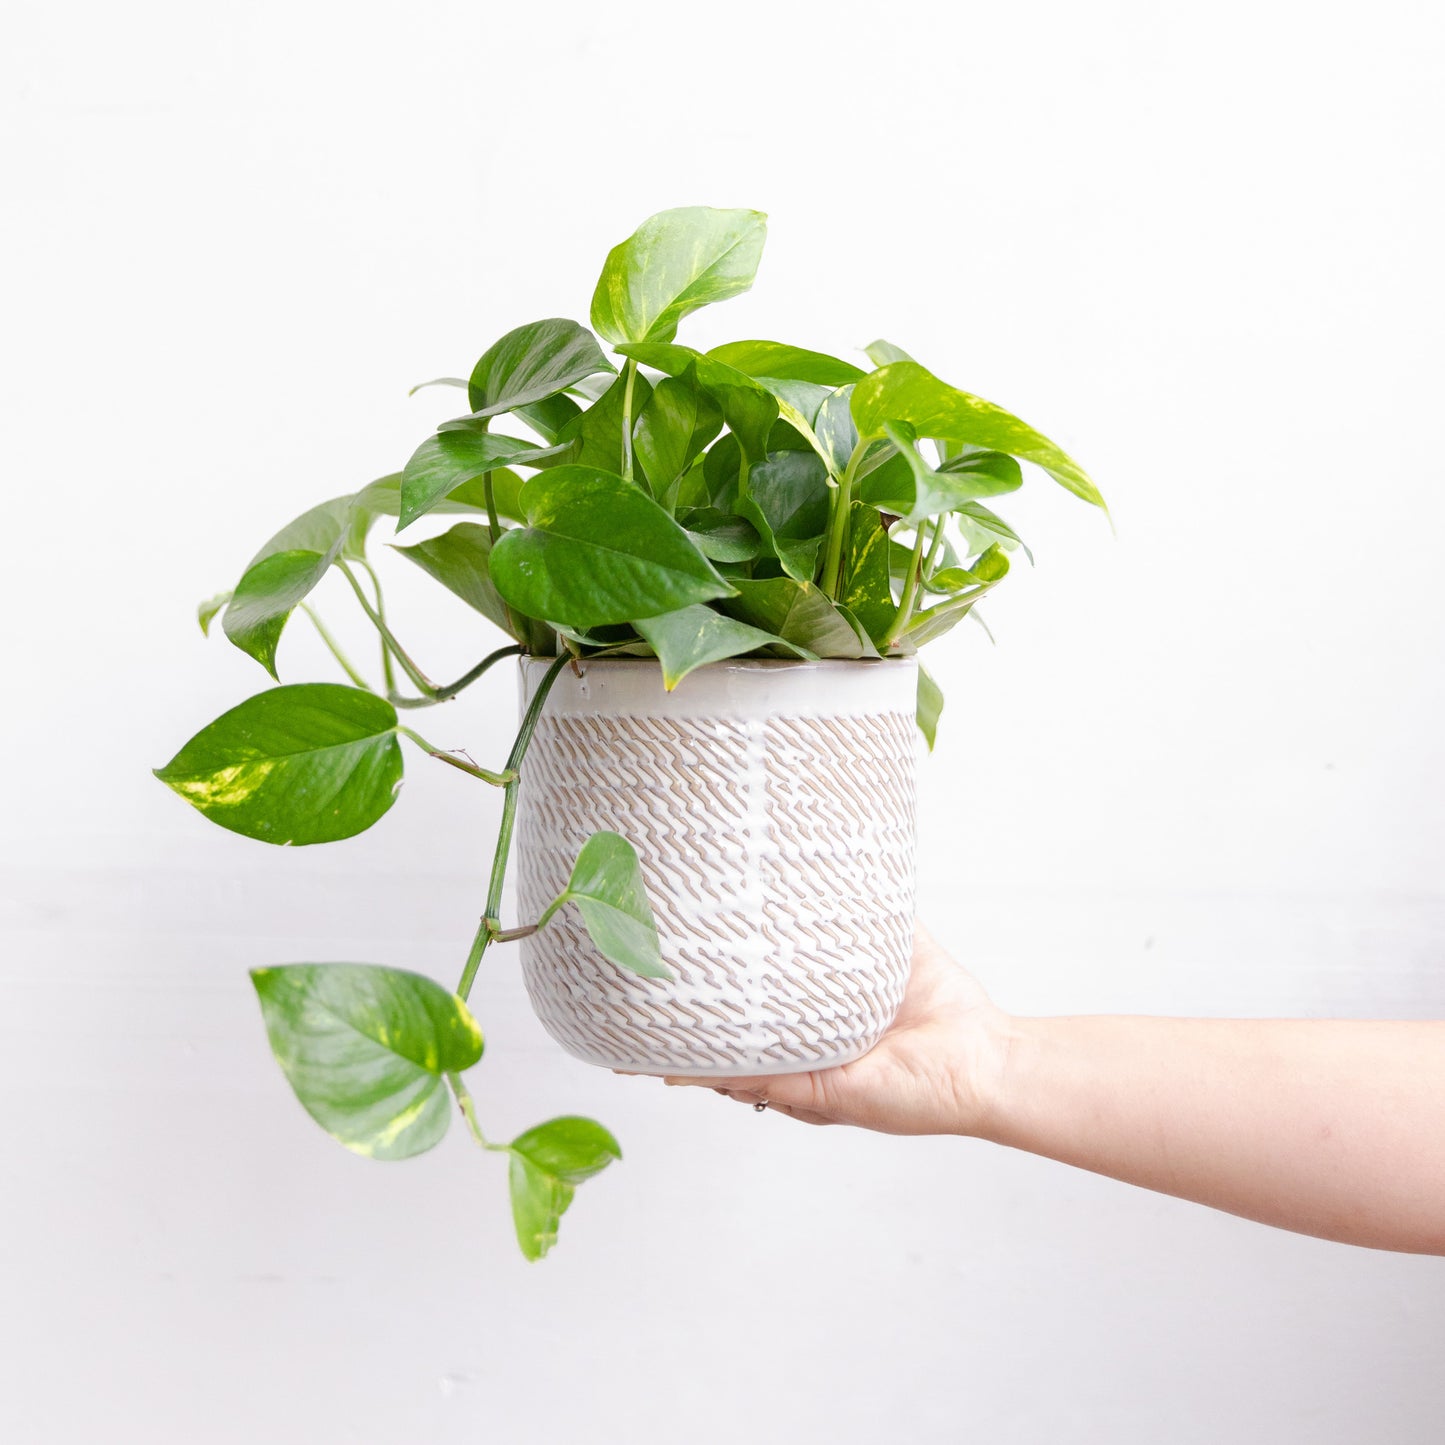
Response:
[634,604,814,690]
[927,544,1011,595]
[718,577,871,658]
[856,423,1017,526]
[956,501,1033,562]
[916,663,943,751]
[251,963,482,1161]
[850,361,1104,508]
[906,594,987,648]
[633,375,723,502]
[511,1115,622,1183]
[408,376,468,396]
[220,496,355,676]
[838,504,896,646]
[465,318,613,418]
[739,448,832,582]
[399,431,569,530]
[551,830,668,978]
[490,466,735,629]
[863,338,917,368]
[508,1116,621,1262]
[224,550,337,679]
[678,508,763,563]
[546,370,653,479]
[616,344,779,465]
[198,591,231,636]
[707,340,864,386]
[814,386,859,477]
[512,391,583,444]
[937,447,1024,497]
[392,523,512,634]
[509,1154,574,1263]
[154,684,402,845]
[590,207,767,346]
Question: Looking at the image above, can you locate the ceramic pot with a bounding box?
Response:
[514,656,918,1076]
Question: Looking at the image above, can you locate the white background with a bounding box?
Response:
[4,1,1444,1440]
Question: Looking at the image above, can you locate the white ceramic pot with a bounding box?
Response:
[514,656,918,1077]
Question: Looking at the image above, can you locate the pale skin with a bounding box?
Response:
[655,924,1445,1255]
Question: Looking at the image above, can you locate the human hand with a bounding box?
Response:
[659,921,1010,1136]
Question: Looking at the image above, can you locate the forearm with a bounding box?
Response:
[978,1015,1445,1254]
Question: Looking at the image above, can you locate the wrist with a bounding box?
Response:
[955,1005,1031,1141]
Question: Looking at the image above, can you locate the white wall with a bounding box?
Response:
[3,1,1443,1440]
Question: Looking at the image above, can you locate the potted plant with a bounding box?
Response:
[156,206,1105,1259]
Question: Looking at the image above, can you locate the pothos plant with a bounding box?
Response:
[156,206,1104,1260]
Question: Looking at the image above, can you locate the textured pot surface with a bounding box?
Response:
[515,657,918,1076]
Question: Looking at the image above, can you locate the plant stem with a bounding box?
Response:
[337,559,438,697]
[389,644,524,710]
[357,558,397,695]
[820,444,865,598]
[482,471,501,545]
[397,726,514,786]
[455,653,571,1001]
[882,524,929,650]
[300,604,371,690]
[447,1073,509,1153]
[489,922,539,943]
[620,359,637,484]
[923,515,948,574]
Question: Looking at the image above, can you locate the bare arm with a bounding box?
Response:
[987,1013,1445,1253]
[662,926,1445,1254]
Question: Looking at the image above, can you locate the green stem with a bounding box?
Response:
[300,604,371,690]
[482,471,502,545]
[337,560,438,697]
[620,360,637,484]
[356,558,397,695]
[923,515,947,574]
[389,644,523,710]
[882,524,929,650]
[397,726,513,786]
[820,444,865,598]
[447,1073,509,1153]
[456,653,572,1001]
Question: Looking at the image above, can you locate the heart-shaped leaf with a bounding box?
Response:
[154,684,402,845]
[839,504,897,646]
[464,318,614,418]
[399,431,569,530]
[740,448,832,582]
[198,591,232,636]
[719,578,871,658]
[616,343,779,465]
[916,662,944,751]
[937,448,1024,496]
[490,466,735,629]
[678,508,763,563]
[863,338,917,368]
[591,207,767,346]
[851,361,1104,508]
[392,523,513,635]
[634,375,723,501]
[860,423,1020,525]
[706,340,864,387]
[634,604,814,690]
[220,496,356,676]
[547,831,668,978]
[251,963,482,1161]
[508,1116,621,1262]
[544,370,653,479]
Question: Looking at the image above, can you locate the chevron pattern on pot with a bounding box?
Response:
[515,706,917,1076]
